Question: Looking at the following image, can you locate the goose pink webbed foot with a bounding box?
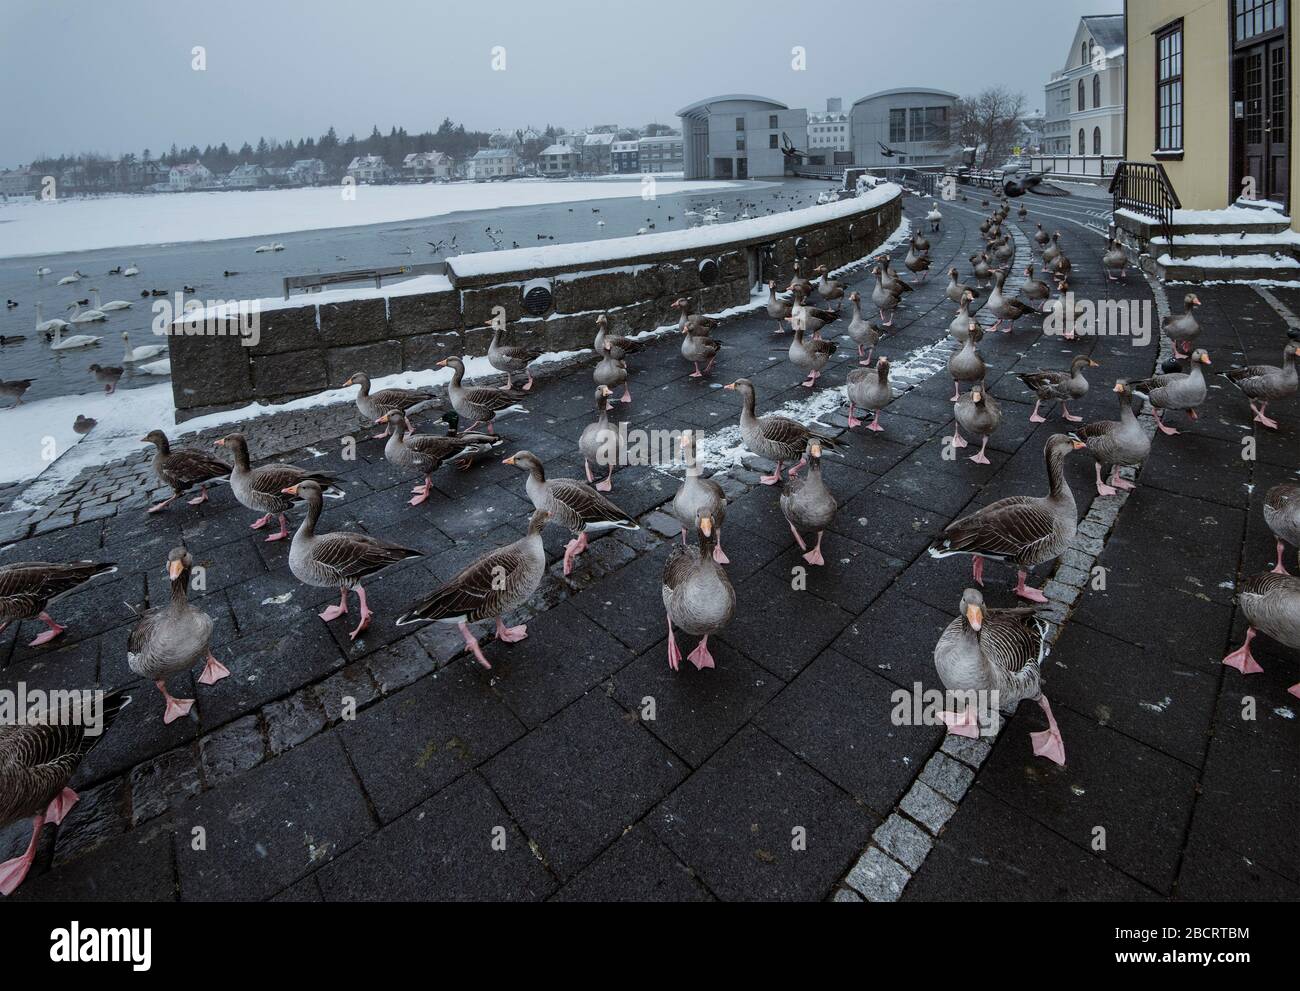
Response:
[1014,569,1048,603]
[1030,695,1066,765]
[319,588,348,623]
[348,586,373,640]
[198,651,229,685]
[803,532,825,566]
[687,635,716,670]
[940,707,980,738]
[1272,540,1290,575]
[666,618,683,671]
[28,613,66,647]
[459,620,491,669]
[156,679,195,724]
[495,617,528,643]
[1222,628,1264,674]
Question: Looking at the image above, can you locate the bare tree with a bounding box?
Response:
[945,88,1027,167]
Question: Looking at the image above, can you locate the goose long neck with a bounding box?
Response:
[1045,445,1071,502]
[450,363,464,386]
[230,440,251,472]
[300,492,322,536]
[170,571,190,607]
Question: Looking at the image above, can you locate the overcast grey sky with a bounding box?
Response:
[0,0,1120,166]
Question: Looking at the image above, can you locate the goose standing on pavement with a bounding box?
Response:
[1221,343,1299,430]
[141,429,231,513]
[927,203,942,231]
[789,288,838,340]
[948,323,986,401]
[1020,264,1053,311]
[766,281,793,335]
[1071,380,1151,496]
[593,339,631,403]
[678,314,721,379]
[0,560,117,647]
[947,292,980,341]
[780,439,837,565]
[1264,483,1300,575]
[1131,349,1212,435]
[579,387,621,492]
[933,589,1065,764]
[593,312,646,359]
[1102,239,1129,282]
[788,323,836,388]
[929,434,1084,602]
[725,378,840,483]
[283,479,423,640]
[486,321,544,391]
[952,380,1001,465]
[670,430,728,564]
[217,432,337,539]
[343,371,439,440]
[504,451,638,575]
[844,292,883,365]
[380,409,502,504]
[871,264,901,327]
[946,268,981,306]
[879,256,913,297]
[813,265,846,310]
[0,688,129,895]
[438,355,528,434]
[1017,355,1098,423]
[904,243,932,282]
[127,547,228,724]
[986,270,1038,333]
[662,513,735,671]
[846,357,892,432]
[1162,293,1202,357]
[395,509,549,669]
[1041,231,1062,267]
[1222,573,1300,699]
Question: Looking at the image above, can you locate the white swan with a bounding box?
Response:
[91,288,131,312]
[66,301,107,324]
[34,302,70,334]
[254,244,274,253]
[272,242,285,251]
[56,269,85,286]
[134,357,171,376]
[121,331,167,363]
[49,322,101,350]
[35,266,52,277]
[122,263,139,277]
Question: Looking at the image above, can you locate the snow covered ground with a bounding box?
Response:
[0,178,745,260]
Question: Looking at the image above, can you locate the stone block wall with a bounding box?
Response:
[169,189,902,420]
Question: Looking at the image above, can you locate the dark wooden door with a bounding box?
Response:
[1239,39,1289,203]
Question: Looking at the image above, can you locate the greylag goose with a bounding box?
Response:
[970,254,995,287]
[487,322,544,391]
[1017,355,1098,423]
[1,379,32,407]
[1102,239,1128,282]
[948,323,986,401]
[0,688,129,895]
[813,266,846,310]
[503,451,638,575]
[141,429,231,514]
[378,409,502,505]
[127,547,228,723]
[73,414,96,434]
[1072,380,1150,496]
[879,256,913,295]
[779,439,837,566]
[788,323,837,388]
[986,270,1037,333]
[846,357,892,432]
[1221,343,1299,430]
[1045,293,1087,340]
[671,297,720,337]
[593,312,645,357]
[1033,223,1050,248]
[438,355,528,434]
[946,268,981,306]
[927,203,942,231]
[1041,231,1062,267]
[662,512,735,671]
[788,260,816,299]
[871,265,901,327]
[904,244,932,281]
[579,387,621,492]
[283,479,422,639]
[725,378,840,483]
[88,363,123,394]
[678,316,721,379]
[670,430,728,564]
[911,231,931,253]
[789,288,838,340]
[216,432,337,539]
[0,560,116,647]
[933,589,1064,764]
[928,434,1084,603]
[395,509,549,668]
[766,281,793,335]
[1222,573,1300,698]
[1161,293,1201,357]
[1264,483,1300,574]
[342,371,438,440]
[593,339,631,403]
[952,380,1001,465]
[947,292,980,341]
[1131,349,1211,435]
[1020,264,1052,311]
[844,292,883,365]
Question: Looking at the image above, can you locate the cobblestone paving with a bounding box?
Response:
[2,192,1297,901]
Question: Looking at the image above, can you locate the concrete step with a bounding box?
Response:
[1149,232,1300,260]
[1116,207,1291,240]
[1149,251,1300,284]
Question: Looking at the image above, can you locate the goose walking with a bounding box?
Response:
[926,203,942,231]
[929,435,1084,603]
[986,270,1037,333]
[780,440,837,565]
[593,340,631,403]
[486,320,543,391]
[948,323,985,401]
[1072,380,1151,495]
[1222,573,1300,699]
[141,429,231,513]
[0,560,117,647]
[438,356,528,434]
[0,689,129,895]
[663,513,735,671]
[396,510,549,669]
[725,378,840,483]
[788,323,836,388]
[579,387,621,493]
[1264,483,1300,575]
[1102,239,1128,282]
[128,548,228,724]
[844,292,883,364]
[1019,264,1053,311]
[381,409,501,505]
[952,380,1001,465]
[846,358,892,432]
[670,430,728,564]
[342,371,438,439]
[946,268,981,306]
[217,432,337,540]
[504,451,638,575]
[1220,343,1298,430]
[933,590,1065,764]
[1162,293,1201,357]
[766,281,793,335]
[1131,349,1211,435]
[593,312,645,358]
[1017,355,1098,423]
[283,479,422,639]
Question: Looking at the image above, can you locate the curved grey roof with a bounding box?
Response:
[851,87,960,107]
[676,94,789,118]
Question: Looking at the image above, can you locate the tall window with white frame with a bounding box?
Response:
[1156,22,1184,153]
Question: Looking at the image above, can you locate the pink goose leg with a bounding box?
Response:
[1223,627,1265,674]
[867,410,884,432]
[186,485,210,506]
[666,616,683,671]
[847,402,862,429]
[198,650,230,686]
[1028,400,1046,424]
[156,679,194,724]
[348,585,373,640]
[1153,410,1180,436]
[1014,569,1049,604]
[940,707,980,738]
[803,531,825,566]
[146,494,179,514]
[0,786,77,896]
[458,620,491,668]
[1106,467,1135,492]
[319,587,348,622]
[264,513,290,541]
[1059,401,1082,423]
[1288,682,1300,699]
[1094,462,1116,497]
[250,513,273,530]
[787,520,808,551]
[495,616,528,643]
[1251,402,1279,430]
[596,464,614,493]
[584,460,595,484]
[409,475,433,507]
[760,462,784,485]
[1272,539,1290,575]
[686,634,716,670]
[1030,695,1066,765]
[562,532,589,575]
[620,383,632,404]
[971,555,984,586]
[951,426,968,449]
[969,436,991,465]
[28,612,66,647]
[712,529,730,565]
[787,457,808,479]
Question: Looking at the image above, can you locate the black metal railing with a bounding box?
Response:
[1109,161,1181,244]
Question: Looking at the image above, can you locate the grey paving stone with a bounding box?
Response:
[720,569,855,681]
[12,819,177,903]
[940,733,993,768]
[873,813,932,871]
[50,778,130,867]
[552,824,712,902]
[130,746,202,826]
[899,780,958,836]
[264,691,328,756]
[918,752,976,803]
[832,886,864,902]
[198,714,266,784]
[844,846,911,902]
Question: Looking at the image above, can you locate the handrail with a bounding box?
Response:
[281,261,448,300]
[1109,161,1181,244]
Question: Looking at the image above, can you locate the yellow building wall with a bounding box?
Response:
[1293,0,1299,231]
[1125,0,1233,211]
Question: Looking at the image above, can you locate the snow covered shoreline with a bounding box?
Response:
[0,177,749,260]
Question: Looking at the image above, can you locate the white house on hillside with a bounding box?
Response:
[402,151,452,180]
[168,161,212,191]
[346,155,395,183]
[465,148,517,180]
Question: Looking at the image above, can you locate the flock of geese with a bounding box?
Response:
[2,191,1300,897]
[1,264,172,412]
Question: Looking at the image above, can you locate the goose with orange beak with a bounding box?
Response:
[933,588,1065,765]
[779,439,837,566]
[662,512,735,671]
